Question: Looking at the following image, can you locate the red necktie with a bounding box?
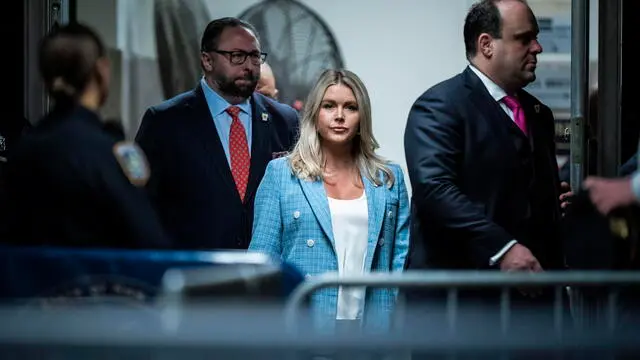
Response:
[502,95,528,136]
[226,106,250,202]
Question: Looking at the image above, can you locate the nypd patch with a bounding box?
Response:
[113,141,150,186]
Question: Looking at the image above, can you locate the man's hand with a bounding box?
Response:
[500,243,543,272]
[583,176,636,215]
[559,181,573,210]
[500,244,543,297]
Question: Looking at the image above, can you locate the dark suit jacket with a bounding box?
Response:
[135,85,299,249]
[404,67,563,271]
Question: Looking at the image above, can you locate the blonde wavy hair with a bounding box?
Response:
[288,69,394,188]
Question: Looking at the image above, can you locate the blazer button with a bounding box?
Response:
[378,238,385,246]
[387,210,393,218]
[306,239,315,247]
[293,210,301,219]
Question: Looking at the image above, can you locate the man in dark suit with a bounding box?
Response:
[404,0,570,324]
[136,17,299,250]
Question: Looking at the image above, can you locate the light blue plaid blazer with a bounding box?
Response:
[249,157,410,331]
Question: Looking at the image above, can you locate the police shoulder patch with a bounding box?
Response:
[112,141,150,187]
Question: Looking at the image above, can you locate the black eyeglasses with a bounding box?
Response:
[209,50,268,65]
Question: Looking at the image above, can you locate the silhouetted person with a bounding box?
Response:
[1,23,169,249]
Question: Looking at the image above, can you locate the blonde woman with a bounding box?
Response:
[249,69,410,330]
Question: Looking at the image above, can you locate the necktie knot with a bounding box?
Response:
[226,106,242,118]
[502,95,521,112]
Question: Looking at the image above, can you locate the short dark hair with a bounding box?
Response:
[38,22,106,104]
[463,0,504,60]
[200,17,259,52]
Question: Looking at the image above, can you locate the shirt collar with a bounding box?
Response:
[468,64,509,102]
[200,77,251,116]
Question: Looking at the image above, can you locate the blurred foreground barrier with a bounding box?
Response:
[0,246,303,306]
[0,302,638,359]
[285,270,640,335]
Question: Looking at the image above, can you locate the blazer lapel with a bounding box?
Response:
[364,175,386,271]
[298,178,334,244]
[189,85,238,198]
[245,94,271,202]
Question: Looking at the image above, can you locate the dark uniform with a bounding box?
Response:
[1,105,169,249]
[0,116,31,191]
[0,116,31,162]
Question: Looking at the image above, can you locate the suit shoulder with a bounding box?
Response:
[267,156,291,171]
[386,162,407,188]
[146,89,196,116]
[386,162,404,176]
[520,90,552,111]
[414,72,466,104]
[137,89,197,138]
[264,157,296,185]
[256,93,298,123]
[263,95,295,113]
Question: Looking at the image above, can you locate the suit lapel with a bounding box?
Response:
[518,92,541,150]
[188,85,238,198]
[464,68,529,155]
[297,171,387,267]
[363,175,386,271]
[245,94,271,202]
[299,178,334,244]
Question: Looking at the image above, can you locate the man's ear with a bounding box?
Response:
[201,52,214,72]
[478,33,494,58]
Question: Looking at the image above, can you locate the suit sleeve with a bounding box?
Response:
[248,160,283,257]
[404,93,513,267]
[392,166,410,272]
[135,108,158,170]
[134,108,165,208]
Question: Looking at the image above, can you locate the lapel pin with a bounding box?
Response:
[261,112,269,122]
[534,104,540,113]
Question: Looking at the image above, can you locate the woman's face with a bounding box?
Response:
[316,83,360,149]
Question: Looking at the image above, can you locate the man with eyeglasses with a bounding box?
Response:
[136,17,299,250]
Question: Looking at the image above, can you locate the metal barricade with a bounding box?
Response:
[284,270,640,336]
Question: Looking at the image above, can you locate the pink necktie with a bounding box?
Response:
[226,106,250,202]
[502,95,528,136]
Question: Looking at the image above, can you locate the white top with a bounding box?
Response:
[328,191,369,320]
